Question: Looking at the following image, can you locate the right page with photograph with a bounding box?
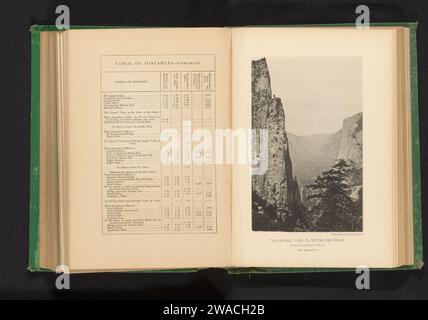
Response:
[232,27,399,268]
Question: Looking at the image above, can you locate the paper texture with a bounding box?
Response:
[232,27,397,268]
[64,28,232,270]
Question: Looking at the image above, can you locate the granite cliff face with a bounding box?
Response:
[336,112,363,199]
[251,58,303,230]
[337,112,362,169]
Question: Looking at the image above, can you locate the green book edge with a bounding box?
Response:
[28,23,423,274]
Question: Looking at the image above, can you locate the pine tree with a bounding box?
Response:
[308,159,356,231]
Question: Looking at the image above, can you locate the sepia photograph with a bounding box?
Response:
[252,57,363,232]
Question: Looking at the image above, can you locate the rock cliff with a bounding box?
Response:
[337,112,362,168]
[251,58,303,228]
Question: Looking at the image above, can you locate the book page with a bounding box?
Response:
[232,27,397,268]
[64,28,232,270]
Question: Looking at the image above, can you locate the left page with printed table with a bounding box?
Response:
[39,28,232,271]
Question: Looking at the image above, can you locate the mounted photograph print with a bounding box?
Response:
[251,57,363,233]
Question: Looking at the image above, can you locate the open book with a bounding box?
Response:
[29,25,422,273]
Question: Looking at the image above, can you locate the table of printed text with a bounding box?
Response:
[101,55,217,234]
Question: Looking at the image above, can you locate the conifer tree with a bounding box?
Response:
[308,159,356,231]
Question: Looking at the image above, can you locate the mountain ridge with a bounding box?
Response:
[288,112,362,189]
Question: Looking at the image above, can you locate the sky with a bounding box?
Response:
[266,56,362,136]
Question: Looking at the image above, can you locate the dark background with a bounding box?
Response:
[0,0,427,300]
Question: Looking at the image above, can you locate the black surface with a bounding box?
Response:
[0,0,427,300]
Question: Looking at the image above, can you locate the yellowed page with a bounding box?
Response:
[232,27,397,268]
[64,28,232,271]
